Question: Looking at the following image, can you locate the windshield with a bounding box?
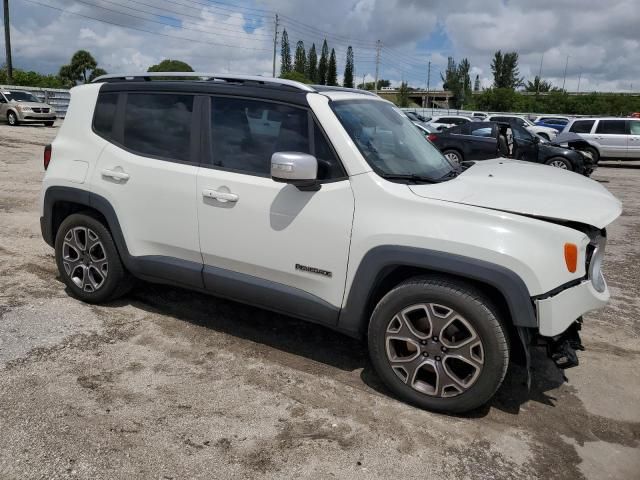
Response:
[332,100,455,180]
[3,91,40,103]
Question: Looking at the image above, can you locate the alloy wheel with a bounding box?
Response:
[385,303,484,398]
[8,113,16,125]
[62,227,109,292]
[444,152,460,164]
[549,159,568,169]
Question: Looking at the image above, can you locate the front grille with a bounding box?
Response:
[32,107,42,113]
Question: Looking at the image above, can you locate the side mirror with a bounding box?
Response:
[271,152,320,191]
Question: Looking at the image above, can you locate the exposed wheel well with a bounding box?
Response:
[364,266,525,363]
[51,201,109,242]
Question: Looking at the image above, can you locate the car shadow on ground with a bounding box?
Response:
[79,279,566,418]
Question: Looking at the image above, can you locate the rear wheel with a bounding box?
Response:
[55,213,131,303]
[7,111,19,126]
[368,276,510,413]
[443,149,462,165]
[545,157,573,170]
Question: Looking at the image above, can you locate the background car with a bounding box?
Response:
[533,115,572,132]
[487,114,557,140]
[428,121,594,175]
[426,115,475,131]
[0,89,57,126]
[563,117,640,160]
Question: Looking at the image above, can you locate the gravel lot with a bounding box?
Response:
[1,122,639,479]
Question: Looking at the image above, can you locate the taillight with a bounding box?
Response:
[44,144,52,170]
[427,134,438,142]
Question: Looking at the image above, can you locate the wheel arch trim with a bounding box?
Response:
[338,245,537,336]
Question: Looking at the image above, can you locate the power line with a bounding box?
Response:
[64,0,272,44]
[18,0,271,51]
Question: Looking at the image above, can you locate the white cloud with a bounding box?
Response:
[1,0,639,92]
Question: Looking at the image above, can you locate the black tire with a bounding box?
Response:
[55,213,131,303]
[545,156,573,171]
[7,111,19,126]
[442,149,463,165]
[44,121,55,127]
[368,276,509,413]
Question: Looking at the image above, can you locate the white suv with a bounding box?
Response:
[487,114,558,140]
[563,117,640,161]
[39,73,622,413]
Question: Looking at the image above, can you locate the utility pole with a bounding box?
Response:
[361,73,365,90]
[3,0,12,82]
[577,72,582,93]
[373,39,381,95]
[425,60,431,109]
[536,53,544,94]
[271,13,279,77]
[562,55,570,91]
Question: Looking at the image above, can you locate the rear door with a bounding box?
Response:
[90,91,203,286]
[628,120,640,159]
[594,120,629,158]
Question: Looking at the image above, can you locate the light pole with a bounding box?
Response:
[562,55,570,91]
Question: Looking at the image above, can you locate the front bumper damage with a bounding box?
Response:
[544,319,585,369]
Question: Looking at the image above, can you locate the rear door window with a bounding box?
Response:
[630,121,640,135]
[123,93,194,162]
[569,120,595,133]
[470,126,493,137]
[595,120,628,135]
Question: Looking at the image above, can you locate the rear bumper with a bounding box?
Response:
[536,280,609,337]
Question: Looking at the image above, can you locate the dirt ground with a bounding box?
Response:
[1,122,639,480]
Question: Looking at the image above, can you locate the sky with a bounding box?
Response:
[2,0,639,92]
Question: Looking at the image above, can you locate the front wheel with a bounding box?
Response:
[545,157,573,171]
[55,213,131,303]
[7,111,19,126]
[368,277,510,413]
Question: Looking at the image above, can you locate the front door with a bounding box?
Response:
[196,96,354,317]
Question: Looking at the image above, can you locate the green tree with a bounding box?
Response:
[280,71,312,84]
[357,79,390,90]
[491,50,522,89]
[318,39,329,85]
[306,43,318,83]
[58,64,80,87]
[441,56,464,108]
[397,81,410,107]
[88,68,107,82]
[148,59,194,72]
[327,48,338,86]
[280,29,292,75]
[293,41,306,75]
[474,74,480,91]
[343,46,354,88]
[458,58,472,106]
[0,65,65,88]
[70,50,97,84]
[525,75,555,92]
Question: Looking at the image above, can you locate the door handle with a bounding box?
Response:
[202,189,238,202]
[101,169,130,181]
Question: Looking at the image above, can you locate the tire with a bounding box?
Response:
[7,111,19,126]
[580,146,599,164]
[545,157,573,171]
[55,213,131,303]
[44,121,55,127]
[443,149,462,165]
[368,276,509,413]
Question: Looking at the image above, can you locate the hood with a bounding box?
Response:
[409,159,622,229]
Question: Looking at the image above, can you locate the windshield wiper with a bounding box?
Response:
[379,173,438,184]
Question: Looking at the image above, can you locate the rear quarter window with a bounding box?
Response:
[93,93,118,139]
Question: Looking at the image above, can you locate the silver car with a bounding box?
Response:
[0,90,57,126]
[563,117,640,161]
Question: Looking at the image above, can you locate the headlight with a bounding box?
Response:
[588,235,606,292]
